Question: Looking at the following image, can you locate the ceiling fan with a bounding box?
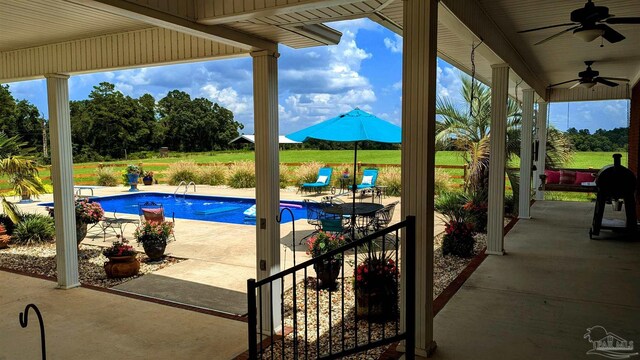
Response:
[548,61,629,89]
[518,0,640,45]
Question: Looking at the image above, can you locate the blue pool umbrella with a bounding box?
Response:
[287,108,401,236]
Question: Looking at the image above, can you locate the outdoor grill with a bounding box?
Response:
[590,154,638,238]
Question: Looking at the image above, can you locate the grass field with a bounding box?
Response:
[0,150,628,194]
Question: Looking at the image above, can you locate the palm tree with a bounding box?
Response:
[0,133,46,201]
[436,75,572,207]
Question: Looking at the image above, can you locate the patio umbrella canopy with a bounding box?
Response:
[287,108,401,237]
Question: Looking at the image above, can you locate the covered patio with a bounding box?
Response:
[1,0,640,358]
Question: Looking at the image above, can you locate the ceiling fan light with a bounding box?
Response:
[579,81,596,89]
[573,28,605,42]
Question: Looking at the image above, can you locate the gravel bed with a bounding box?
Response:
[0,243,180,288]
[262,233,487,359]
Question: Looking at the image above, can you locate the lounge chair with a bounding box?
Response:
[350,169,379,191]
[300,167,333,194]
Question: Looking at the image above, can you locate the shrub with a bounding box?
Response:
[279,165,292,189]
[197,166,227,186]
[463,190,488,233]
[166,161,199,185]
[293,162,326,185]
[434,168,453,195]
[378,167,401,196]
[12,214,55,246]
[227,161,256,188]
[96,167,119,186]
[442,220,475,257]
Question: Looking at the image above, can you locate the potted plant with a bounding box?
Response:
[125,164,141,192]
[103,240,140,278]
[0,224,10,249]
[134,220,174,262]
[142,171,154,186]
[355,249,398,321]
[306,231,346,290]
[47,198,104,247]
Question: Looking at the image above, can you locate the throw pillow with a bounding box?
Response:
[361,175,374,185]
[559,170,576,184]
[544,170,560,184]
[316,175,328,183]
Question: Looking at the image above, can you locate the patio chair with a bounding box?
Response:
[371,201,398,231]
[350,169,379,191]
[138,202,176,241]
[300,167,333,194]
[300,199,323,243]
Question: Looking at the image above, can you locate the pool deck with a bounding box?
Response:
[12,185,442,315]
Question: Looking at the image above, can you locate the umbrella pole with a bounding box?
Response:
[352,141,358,240]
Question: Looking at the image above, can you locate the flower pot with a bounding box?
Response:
[313,259,341,291]
[356,290,395,321]
[76,222,88,246]
[142,242,166,262]
[127,173,140,192]
[143,176,153,186]
[104,255,140,278]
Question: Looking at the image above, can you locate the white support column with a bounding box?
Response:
[487,64,510,256]
[400,0,437,356]
[534,101,548,201]
[251,49,281,333]
[518,89,535,219]
[46,74,79,289]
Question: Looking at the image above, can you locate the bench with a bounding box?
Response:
[541,168,598,193]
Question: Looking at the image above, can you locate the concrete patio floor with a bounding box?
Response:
[431,200,640,359]
[13,185,444,315]
[0,271,247,359]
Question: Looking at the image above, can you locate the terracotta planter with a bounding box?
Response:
[104,255,140,278]
[76,222,88,246]
[143,176,153,185]
[142,242,166,262]
[313,259,341,291]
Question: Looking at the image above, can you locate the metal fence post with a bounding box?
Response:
[247,279,258,359]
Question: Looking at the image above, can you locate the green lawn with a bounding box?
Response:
[0,150,628,192]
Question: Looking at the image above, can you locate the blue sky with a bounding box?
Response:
[6,19,629,135]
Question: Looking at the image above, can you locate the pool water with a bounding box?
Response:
[41,192,311,225]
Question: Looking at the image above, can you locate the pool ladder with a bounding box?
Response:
[174,181,196,198]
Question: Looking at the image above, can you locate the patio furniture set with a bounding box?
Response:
[299,167,387,202]
[92,201,175,241]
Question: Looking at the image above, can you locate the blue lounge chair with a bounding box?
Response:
[351,169,379,190]
[300,167,333,194]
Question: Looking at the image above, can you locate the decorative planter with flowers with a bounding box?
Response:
[355,251,398,321]
[442,220,475,258]
[47,198,104,247]
[125,164,141,192]
[306,231,346,290]
[0,224,10,249]
[103,241,139,278]
[142,171,154,185]
[134,220,174,262]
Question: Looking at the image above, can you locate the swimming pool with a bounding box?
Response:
[40,192,310,225]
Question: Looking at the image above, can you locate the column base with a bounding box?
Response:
[518,215,531,220]
[397,340,437,358]
[56,283,81,290]
[486,250,505,256]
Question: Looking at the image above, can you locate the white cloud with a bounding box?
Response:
[201,84,252,117]
[383,34,403,53]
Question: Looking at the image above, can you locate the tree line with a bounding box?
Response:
[565,127,628,152]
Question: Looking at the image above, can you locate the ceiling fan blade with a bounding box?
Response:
[569,82,583,89]
[534,26,581,45]
[548,79,580,88]
[604,17,640,24]
[600,24,626,43]
[595,78,618,87]
[600,77,630,82]
[518,23,577,33]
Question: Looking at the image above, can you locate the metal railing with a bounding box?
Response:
[247,216,415,359]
